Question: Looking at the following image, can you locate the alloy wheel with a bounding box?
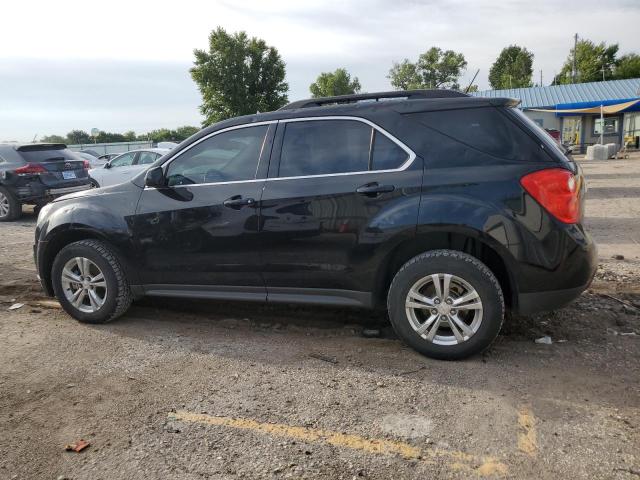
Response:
[0,191,9,218]
[61,257,108,313]
[405,273,483,346]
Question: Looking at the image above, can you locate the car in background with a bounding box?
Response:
[0,143,91,221]
[98,153,120,162]
[75,151,106,168]
[79,149,101,158]
[88,148,169,188]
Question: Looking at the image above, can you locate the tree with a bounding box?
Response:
[309,68,361,98]
[555,39,618,84]
[191,27,288,126]
[123,130,137,141]
[66,130,92,145]
[174,126,199,140]
[389,47,467,90]
[40,134,67,143]
[489,45,534,89]
[614,53,640,80]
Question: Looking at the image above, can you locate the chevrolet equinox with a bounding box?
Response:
[34,90,597,360]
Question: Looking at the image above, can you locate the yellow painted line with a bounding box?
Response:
[169,410,508,477]
[517,406,538,456]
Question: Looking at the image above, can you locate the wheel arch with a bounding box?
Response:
[374,229,518,311]
[39,226,136,296]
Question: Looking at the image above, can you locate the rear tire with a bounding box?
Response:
[89,179,100,188]
[387,250,504,360]
[0,186,22,221]
[51,239,132,324]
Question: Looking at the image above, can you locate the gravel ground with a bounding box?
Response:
[0,157,638,480]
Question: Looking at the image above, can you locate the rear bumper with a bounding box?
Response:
[10,179,90,204]
[516,232,598,315]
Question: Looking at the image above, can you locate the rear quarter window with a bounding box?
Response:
[406,107,547,166]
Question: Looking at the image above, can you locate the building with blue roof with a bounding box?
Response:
[472,78,640,152]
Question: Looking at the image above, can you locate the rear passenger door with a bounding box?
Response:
[259,117,423,303]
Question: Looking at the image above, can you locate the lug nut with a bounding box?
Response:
[446,298,452,305]
[434,299,440,304]
[431,309,438,315]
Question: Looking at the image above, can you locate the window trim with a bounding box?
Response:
[149,116,416,190]
[270,116,415,181]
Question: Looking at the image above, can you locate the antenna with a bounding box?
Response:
[464,69,480,93]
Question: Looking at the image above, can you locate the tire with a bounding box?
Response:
[0,186,22,221]
[387,249,504,360]
[89,178,100,188]
[51,239,132,324]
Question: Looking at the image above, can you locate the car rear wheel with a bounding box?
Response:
[387,249,504,360]
[89,179,100,188]
[0,186,22,221]
[51,239,132,324]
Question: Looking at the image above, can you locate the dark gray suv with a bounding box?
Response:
[0,143,91,221]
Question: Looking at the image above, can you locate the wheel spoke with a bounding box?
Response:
[442,274,452,300]
[88,289,102,309]
[62,268,82,283]
[90,272,106,288]
[407,289,435,307]
[72,289,86,307]
[426,316,441,341]
[455,301,482,311]
[451,314,474,337]
[74,257,85,276]
[447,317,464,343]
[431,274,442,299]
[453,290,479,306]
[415,314,438,335]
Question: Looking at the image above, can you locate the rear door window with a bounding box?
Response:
[137,151,160,165]
[278,120,371,177]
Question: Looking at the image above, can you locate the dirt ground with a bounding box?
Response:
[0,157,638,480]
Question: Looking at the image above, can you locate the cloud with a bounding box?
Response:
[1,0,639,140]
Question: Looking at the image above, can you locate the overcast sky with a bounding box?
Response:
[1,0,639,141]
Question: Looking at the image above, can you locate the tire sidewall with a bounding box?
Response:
[51,242,120,323]
[0,186,21,221]
[388,251,504,360]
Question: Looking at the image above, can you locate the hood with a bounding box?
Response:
[52,180,142,203]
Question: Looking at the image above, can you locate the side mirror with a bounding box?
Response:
[104,162,111,169]
[145,166,166,188]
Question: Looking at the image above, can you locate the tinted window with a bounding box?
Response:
[138,151,159,165]
[279,120,371,177]
[407,107,543,164]
[371,132,409,170]
[166,125,267,186]
[110,152,136,167]
[18,147,79,163]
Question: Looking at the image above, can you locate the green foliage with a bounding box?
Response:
[389,47,467,90]
[191,27,288,126]
[309,68,361,98]
[614,53,640,80]
[555,39,618,84]
[40,134,67,144]
[489,45,534,89]
[66,130,92,144]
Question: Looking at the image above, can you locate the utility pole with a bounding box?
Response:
[540,70,543,87]
[572,33,578,83]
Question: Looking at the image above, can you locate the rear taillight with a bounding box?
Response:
[520,168,580,224]
[14,163,46,175]
[83,160,90,169]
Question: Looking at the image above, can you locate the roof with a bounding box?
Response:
[471,78,640,109]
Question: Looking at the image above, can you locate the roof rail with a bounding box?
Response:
[279,89,469,110]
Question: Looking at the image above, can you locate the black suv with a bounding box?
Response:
[34,90,597,359]
[0,143,91,221]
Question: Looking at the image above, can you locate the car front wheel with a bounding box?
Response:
[51,239,132,323]
[387,250,504,360]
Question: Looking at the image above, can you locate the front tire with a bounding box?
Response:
[387,250,504,360]
[0,186,22,221]
[51,239,132,324]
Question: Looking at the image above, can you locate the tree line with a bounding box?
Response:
[43,28,640,141]
[41,126,200,145]
[191,28,640,126]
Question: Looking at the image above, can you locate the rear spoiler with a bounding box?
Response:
[16,143,67,152]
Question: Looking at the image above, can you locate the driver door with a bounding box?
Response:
[131,123,275,294]
[102,151,138,186]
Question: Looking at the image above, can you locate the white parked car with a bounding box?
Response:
[88,148,169,188]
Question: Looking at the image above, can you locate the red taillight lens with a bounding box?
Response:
[83,160,90,169]
[520,168,580,224]
[14,163,46,175]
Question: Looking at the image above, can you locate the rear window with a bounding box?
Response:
[18,147,79,163]
[406,107,546,165]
